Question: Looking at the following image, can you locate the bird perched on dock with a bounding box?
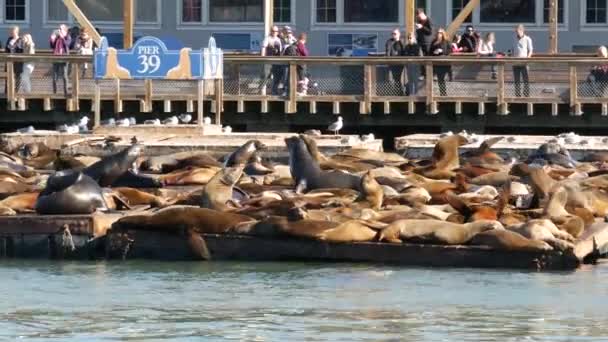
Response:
[178,114,192,124]
[78,116,90,132]
[360,133,375,142]
[117,118,131,127]
[144,119,161,126]
[101,118,116,127]
[128,117,137,126]
[162,116,179,126]
[328,116,343,135]
[203,117,212,125]
[222,125,233,134]
[57,124,79,134]
[16,126,35,134]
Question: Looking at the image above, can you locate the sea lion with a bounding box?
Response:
[527,143,577,168]
[470,172,518,187]
[112,187,174,208]
[414,135,469,180]
[201,167,244,211]
[510,164,556,204]
[113,206,254,234]
[166,48,192,79]
[461,137,505,164]
[55,154,101,171]
[285,136,361,192]
[244,152,275,176]
[111,170,162,188]
[160,167,220,186]
[224,140,266,167]
[543,186,586,238]
[358,171,383,210]
[36,171,108,215]
[377,219,504,244]
[17,142,58,169]
[508,219,575,251]
[468,229,553,252]
[0,192,38,212]
[83,144,143,187]
[299,135,377,172]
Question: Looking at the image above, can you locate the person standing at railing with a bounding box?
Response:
[295,33,309,96]
[416,8,433,80]
[6,26,23,92]
[261,25,283,96]
[75,28,93,78]
[402,32,422,96]
[50,25,71,95]
[459,25,479,53]
[19,34,34,94]
[430,28,450,97]
[512,25,532,97]
[478,32,497,80]
[588,46,608,97]
[386,28,405,95]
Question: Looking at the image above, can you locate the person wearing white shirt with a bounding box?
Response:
[478,32,497,79]
[512,25,533,97]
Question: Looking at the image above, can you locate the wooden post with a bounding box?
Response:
[569,64,582,115]
[264,0,274,37]
[71,62,80,111]
[62,0,102,46]
[362,64,373,114]
[405,0,416,36]
[144,79,152,112]
[549,0,558,54]
[288,62,297,113]
[123,0,134,48]
[425,63,436,113]
[214,79,223,124]
[446,0,480,38]
[114,78,122,113]
[197,80,204,126]
[94,80,101,127]
[497,63,507,115]
[6,61,15,111]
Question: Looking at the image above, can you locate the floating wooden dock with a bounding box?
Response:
[0,212,605,271]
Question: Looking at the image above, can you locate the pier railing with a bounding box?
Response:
[0,54,606,124]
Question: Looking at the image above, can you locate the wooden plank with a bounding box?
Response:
[123,0,134,49]
[6,61,15,111]
[405,0,416,35]
[288,62,297,113]
[71,62,80,111]
[263,0,274,37]
[446,0,480,38]
[61,0,101,46]
[548,0,558,54]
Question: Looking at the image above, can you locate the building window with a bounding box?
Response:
[316,0,336,23]
[74,0,158,23]
[46,0,68,22]
[182,0,202,23]
[273,0,290,23]
[586,0,607,23]
[452,0,472,23]
[543,0,564,23]
[344,0,398,22]
[5,0,26,21]
[479,0,536,23]
[209,0,263,22]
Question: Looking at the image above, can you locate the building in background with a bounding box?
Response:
[2,0,604,54]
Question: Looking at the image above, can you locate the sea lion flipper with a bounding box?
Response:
[445,192,474,218]
[478,137,504,153]
[187,229,211,260]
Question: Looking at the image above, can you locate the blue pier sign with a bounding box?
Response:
[94,36,223,80]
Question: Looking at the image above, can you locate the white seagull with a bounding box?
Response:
[101,118,116,127]
[17,126,35,134]
[328,116,343,135]
[144,119,161,126]
[58,124,79,134]
[128,117,137,126]
[222,125,233,134]
[117,118,131,127]
[203,117,212,125]
[178,114,192,124]
[162,116,179,126]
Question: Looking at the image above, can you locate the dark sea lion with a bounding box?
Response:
[527,143,577,168]
[285,136,361,192]
[141,152,222,173]
[54,154,101,171]
[113,206,254,234]
[461,137,505,164]
[299,134,376,172]
[111,170,162,188]
[83,144,143,187]
[201,167,244,211]
[224,140,266,167]
[414,135,469,180]
[36,171,108,215]
[244,152,275,176]
[378,219,503,244]
[468,229,553,252]
[510,164,556,202]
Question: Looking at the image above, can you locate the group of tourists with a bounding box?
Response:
[3,24,93,95]
[261,25,309,96]
[385,8,534,97]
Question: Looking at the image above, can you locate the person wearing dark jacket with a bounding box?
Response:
[50,24,72,95]
[386,28,405,95]
[458,25,479,53]
[415,9,433,55]
[6,26,23,92]
[430,29,450,96]
[402,32,422,96]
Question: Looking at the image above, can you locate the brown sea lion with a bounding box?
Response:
[358,171,383,210]
[378,219,504,244]
[18,143,58,169]
[470,172,519,187]
[469,229,553,252]
[201,167,244,211]
[244,152,275,176]
[113,187,175,208]
[141,152,221,173]
[224,140,266,167]
[461,137,505,164]
[299,134,375,172]
[414,135,469,180]
[0,192,38,212]
[543,186,586,238]
[510,164,556,201]
[508,219,575,251]
[160,167,220,186]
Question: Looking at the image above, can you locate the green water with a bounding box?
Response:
[1,260,607,341]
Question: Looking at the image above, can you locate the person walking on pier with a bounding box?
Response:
[295,33,310,96]
[386,28,405,95]
[430,29,450,97]
[512,25,532,97]
[402,32,422,96]
[261,25,283,96]
[50,24,71,95]
[6,26,23,92]
[19,34,35,93]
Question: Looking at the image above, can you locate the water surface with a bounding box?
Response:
[1,260,607,341]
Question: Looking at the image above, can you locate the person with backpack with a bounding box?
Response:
[261,25,284,95]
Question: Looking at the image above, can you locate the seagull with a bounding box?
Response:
[162,116,179,126]
[17,126,35,134]
[101,118,116,127]
[144,119,161,126]
[58,124,79,134]
[77,116,89,127]
[178,114,192,124]
[222,125,232,134]
[328,116,343,135]
[128,117,137,126]
[360,133,375,142]
[117,118,130,127]
[203,117,212,125]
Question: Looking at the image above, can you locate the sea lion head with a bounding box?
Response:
[18,143,40,160]
[509,163,532,177]
[246,140,266,152]
[287,206,308,221]
[126,144,144,159]
[220,166,244,186]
